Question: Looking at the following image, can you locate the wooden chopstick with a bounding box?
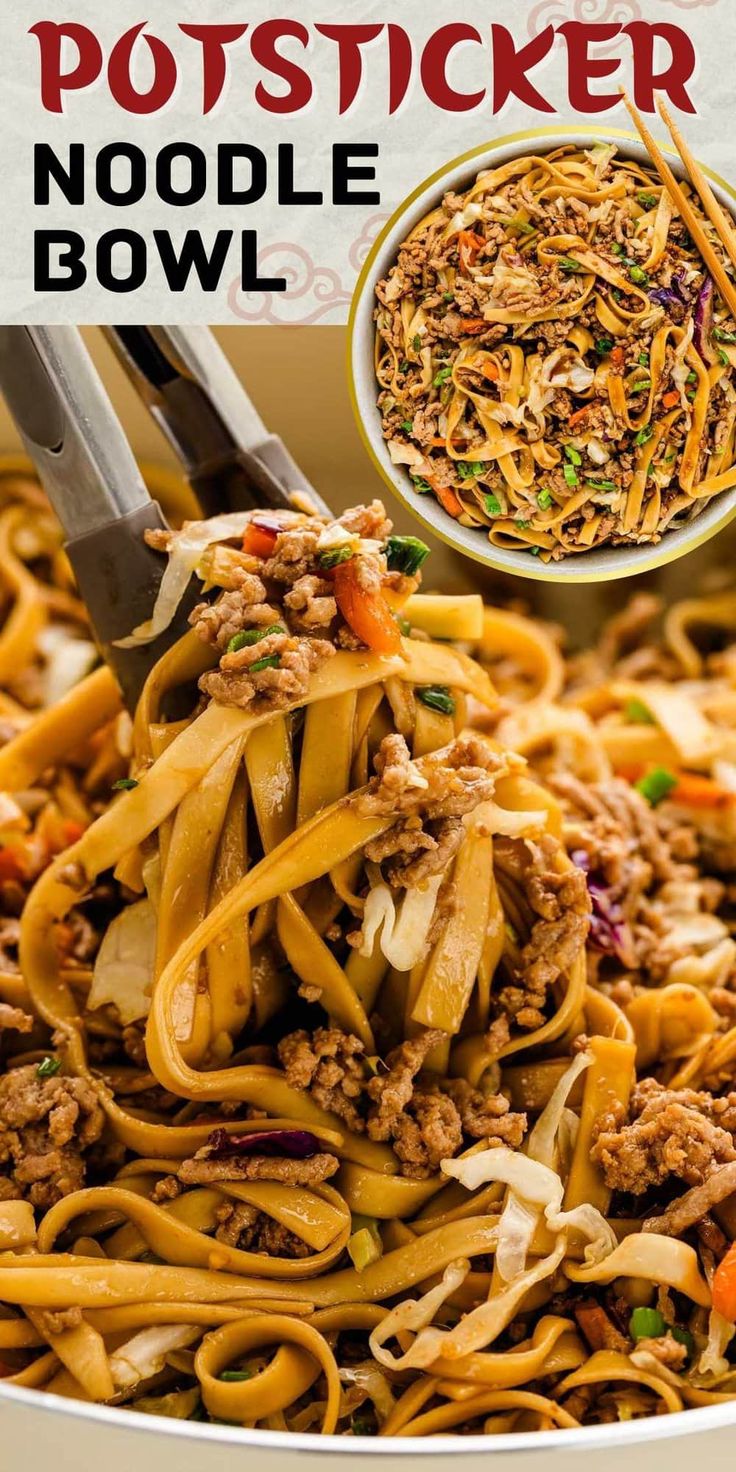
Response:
[620,88,736,321]
[657,97,736,273]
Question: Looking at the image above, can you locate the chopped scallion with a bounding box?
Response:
[250,654,281,673]
[384,534,430,576]
[636,192,658,210]
[625,698,655,725]
[714,326,736,344]
[400,418,414,432]
[537,488,553,510]
[318,545,354,569]
[634,424,653,447]
[563,463,579,488]
[220,1369,254,1383]
[484,493,502,517]
[36,1056,61,1080]
[412,334,422,352]
[564,445,582,466]
[595,337,613,356]
[227,624,283,653]
[433,366,451,388]
[635,767,678,807]
[417,686,455,716]
[112,777,139,791]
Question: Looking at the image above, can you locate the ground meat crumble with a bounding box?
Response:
[0,1065,105,1208]
[278,1025,526,1180]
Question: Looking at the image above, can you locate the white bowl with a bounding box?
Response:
[2,1376,736,1470]
[348,125,736,584]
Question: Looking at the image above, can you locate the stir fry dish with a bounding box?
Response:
[375,144,736,560]
[1,474,736,1436]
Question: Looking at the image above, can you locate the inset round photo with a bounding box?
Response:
[349,126,736,583]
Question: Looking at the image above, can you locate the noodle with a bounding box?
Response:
[0,470,734,1438]
[374,144,736,560]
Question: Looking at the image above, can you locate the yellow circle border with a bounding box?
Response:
[346,124,736,585]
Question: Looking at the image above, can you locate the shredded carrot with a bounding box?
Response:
[568,406,590,428]
[242,523,277,559]
[457,231,485,273]
[662,390,680,409]
[618,765,733,810]
[331,561,401,655]
[482,361,500,382]
[460,318,491,335]
[429,436,465,449]
[429,479,464,519]
[670,773,734,809]
[713,1242,736,1321]
[610,346,625,368]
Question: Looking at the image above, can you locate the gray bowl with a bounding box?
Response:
[348,125,736,584]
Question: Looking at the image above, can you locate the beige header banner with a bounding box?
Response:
[0,0,731,323]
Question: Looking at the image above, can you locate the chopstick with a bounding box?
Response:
[657,97,736,272]
[620,88,736,322]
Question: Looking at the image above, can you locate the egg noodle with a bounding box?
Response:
[375,144,736,560]
[0,460,735,1435]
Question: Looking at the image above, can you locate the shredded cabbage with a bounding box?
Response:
[37,627,97,705]
[87,898,157,1025]
[369,1242,566,1370]
[699,1308,736,1377]
[441,1145,615,1266]
[109,1325,200,1390]
[360,868,443,971]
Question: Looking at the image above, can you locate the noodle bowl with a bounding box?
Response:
[350,131,736,580]
[0,462,735,1440]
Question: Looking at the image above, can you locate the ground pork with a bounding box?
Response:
[493,834,590,1030]
[277,1028,367,1132]
[199,634,335,711]
[443,1077,527,1144]
[634,1334,688,1372]
[0,1066,105,1208]
[364,814,464,890]
[178,1149,339,1186]
[337,500,392,542]
[591,1078,736,1194]
[214,1201,312,1258]
[283,574,337,630]
[278,1023,525,1179]
[357,733,512,822]
[0,1003,33,1033]
[366,1030,526,1178]
[263,527,322,585]
[189,578,271,651]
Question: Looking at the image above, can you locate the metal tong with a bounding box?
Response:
[0,326,328,709]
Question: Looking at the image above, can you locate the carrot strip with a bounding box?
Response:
[429,479,464,519]
[662,390,680,410]
[713,1242,736,1320]
[671,773,734,809]
[482,361,500,382]
[242,524,277,559]
[331,561,401,655]
[568,406,591,428]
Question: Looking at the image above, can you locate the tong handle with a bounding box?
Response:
[105,326,331,519]
[0,327,151,537]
